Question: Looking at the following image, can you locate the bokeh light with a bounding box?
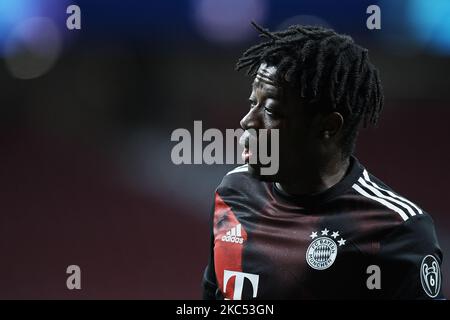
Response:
[407,0,450,54]
[4,17,62,79]
[192,0,268,44]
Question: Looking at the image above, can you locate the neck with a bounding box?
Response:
[276,155,350,196]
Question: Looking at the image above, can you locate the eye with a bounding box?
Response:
[249,99,257,108]
[264,107,275,116]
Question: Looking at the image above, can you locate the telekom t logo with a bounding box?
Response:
[223,270,259,300]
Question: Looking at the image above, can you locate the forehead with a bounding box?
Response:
[254,63,279,85]
[251,63,285,97]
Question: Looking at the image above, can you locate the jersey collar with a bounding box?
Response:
[272,156,364,207]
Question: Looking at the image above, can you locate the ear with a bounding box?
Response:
[320,112,344,140]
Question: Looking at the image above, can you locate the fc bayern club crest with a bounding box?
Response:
[306,228,346,270]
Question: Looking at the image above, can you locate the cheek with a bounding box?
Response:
[261,114,282,129]
[283,118,305,143]
[278,118,312,159]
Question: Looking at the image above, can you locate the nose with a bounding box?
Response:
[240,106,261,130]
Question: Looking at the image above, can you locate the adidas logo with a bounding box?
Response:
[221,224,244,244]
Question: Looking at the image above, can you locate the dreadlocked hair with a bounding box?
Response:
[236,22,384,157]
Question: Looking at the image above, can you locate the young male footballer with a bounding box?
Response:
[202,23,444,299]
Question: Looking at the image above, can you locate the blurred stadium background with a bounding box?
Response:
[0,0,449,299]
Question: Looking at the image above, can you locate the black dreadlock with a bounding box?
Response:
[236,22,384,157]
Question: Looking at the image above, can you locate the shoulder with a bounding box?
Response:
[376,212,443,299]
[348,167,441,254]
[224,164,250,178]
[216,164,260,194]
[351,168,426,223]
[352,170,444,299]
[380,211,441,258]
